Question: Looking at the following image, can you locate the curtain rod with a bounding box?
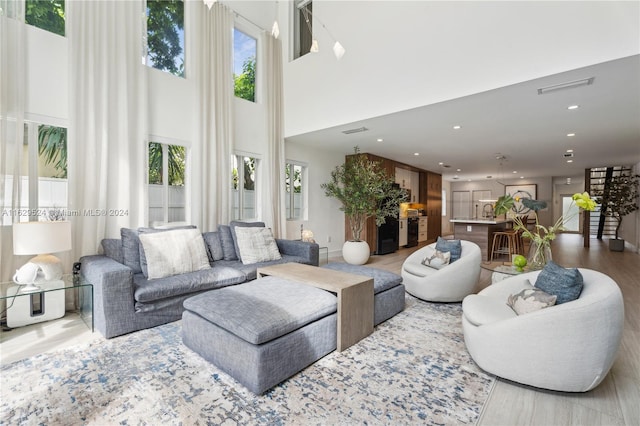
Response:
[232,9,268,34]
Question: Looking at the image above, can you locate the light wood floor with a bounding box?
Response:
[1,234,638,425]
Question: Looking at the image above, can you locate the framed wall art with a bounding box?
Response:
[505,184,537,215]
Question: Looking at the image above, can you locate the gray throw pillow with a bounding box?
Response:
[229,221,266,262]
[202,231,224,262]
[101,238,124,264]
[218,225,237,261]
[534,261,583,304]
[435,237,462,263]
[121,228,142,273]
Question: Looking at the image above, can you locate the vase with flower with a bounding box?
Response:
[494,192,596,270]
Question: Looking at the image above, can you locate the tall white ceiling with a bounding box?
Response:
[282,1,640,181]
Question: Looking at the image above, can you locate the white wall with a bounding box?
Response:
[284,141,345,256]
[283,1,640,138]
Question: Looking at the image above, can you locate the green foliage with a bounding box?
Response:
[493,194,514,217]
[321,147,406,241]
[147,0,184,77]
[234,56,256,102]
[148,142,186,186]
[37,125,67,178]
[232,157,256,190]
[286,164,302,194]
[594,173,640,239]
[25,0,65,37]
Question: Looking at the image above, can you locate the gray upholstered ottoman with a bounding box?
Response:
[181,277,337,394]
[321,263,405,325]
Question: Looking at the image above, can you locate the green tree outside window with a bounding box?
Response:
[26,0,65,37]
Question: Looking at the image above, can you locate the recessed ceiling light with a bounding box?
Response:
[454,175,459,179]
[566,149,574,153]
[512,170,517,174]
[438,162,444,166]
[377,138,383,142]
[567,105,579,110]
[520,176,525,179]
[567,159,574,163]
[456,168,461,172]
[414,152,419,156]
[453,125,461,130]
[567,133,576,137]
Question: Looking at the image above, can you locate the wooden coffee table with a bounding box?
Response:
[257,263,374,352]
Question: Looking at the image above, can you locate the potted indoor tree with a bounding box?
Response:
[595,172,640,252]
[321,147,407,264]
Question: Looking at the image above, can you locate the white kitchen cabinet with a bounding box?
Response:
[395,167,409,189]
[418,216,428,242]
[399,218,408,247]
[396,168,420,203]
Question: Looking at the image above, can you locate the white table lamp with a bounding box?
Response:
[13,221,72,292]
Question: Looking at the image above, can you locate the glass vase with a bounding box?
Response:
[527,240,552,270]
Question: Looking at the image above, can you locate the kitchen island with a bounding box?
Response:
[450,219,512,262]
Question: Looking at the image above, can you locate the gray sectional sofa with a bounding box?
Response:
[80,222,319,338]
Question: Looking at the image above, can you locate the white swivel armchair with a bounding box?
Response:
[402,240,481,302]
[462,269,624,392]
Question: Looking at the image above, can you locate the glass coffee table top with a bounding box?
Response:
[481,261,527,275]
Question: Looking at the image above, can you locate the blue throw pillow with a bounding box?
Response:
[534,261,583,304]
[435,236,462,263]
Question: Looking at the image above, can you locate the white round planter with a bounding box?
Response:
[342,240,370,265]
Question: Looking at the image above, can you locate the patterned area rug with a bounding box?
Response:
[0,295,494,425]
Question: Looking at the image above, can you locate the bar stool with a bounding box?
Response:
[490,230,520,262]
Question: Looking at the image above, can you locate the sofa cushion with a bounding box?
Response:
[133,265,246,303]
[403,262,437,279]
[121,228,143,273]
[139,228,211,280]
[436,237,462,263]
[202,231,224,262]
[235,227,282,265]
[218,225,237,261]
[183,277,337,345]
[321,263,402,294]
[507,287,557,315]
[101,239,124,264]
[229,221,266,262]
[534,261,584,304]
[216,255,307,281]
[462,294,516,326]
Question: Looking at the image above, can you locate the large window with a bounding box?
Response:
[148,142,186,225]
[285,161,306,220]
[293,0,313,59]
[146,0,185,78]
[2,122,68,225]
[25,0,65,37]
[233,28,256,102]
[232,155,259,220]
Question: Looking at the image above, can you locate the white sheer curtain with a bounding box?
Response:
[261,32,286,238]
[190,1,234,231]
[0,0,26,281]
[66,1,147,258]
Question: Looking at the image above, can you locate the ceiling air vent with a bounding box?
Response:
[341,127,369,135]
[538,77,594,95]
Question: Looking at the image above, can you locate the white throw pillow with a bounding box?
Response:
[507,286,557,315]
[234,227,282,265]
[420,246,451,270]
[139,228,211,280]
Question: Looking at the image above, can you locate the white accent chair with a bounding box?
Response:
[401,240,481,302]
[461,269,624,392]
